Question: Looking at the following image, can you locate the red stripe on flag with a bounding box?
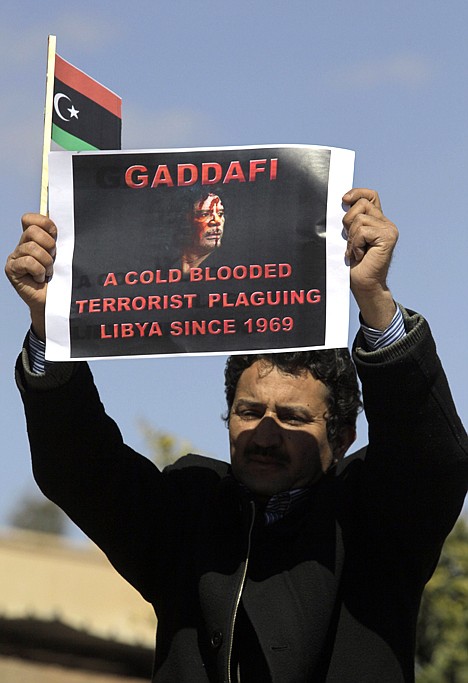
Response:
[55,54,121,119]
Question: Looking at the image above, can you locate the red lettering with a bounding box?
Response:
[201,162,223,184]
[190,320,207,335]
[168,269,182,283]
[192,267,217,281]
[154,271,167,283]
[151,165,174,188]
[103,272,118,287]
[249,265,263,279]
[135,322,149,337]
[223,319,236,334]
[234,292,249,307]
[250,292,264,306]
[149,322,163,336]
[217,266,232,280]
[125,165,148,188]
[306,289,321,303]
[190,268,203,281]
[208,293,221,307]
[223,161,246,184]
[177,164,198,186]
[270,158,278,180]
[249,159,267,181]
[170,321,183,336]
[75,300,88,314]
[140,270,154,284]
[170,319,236,335]
[118,298,131,311]
[102,298,116,312]
[88,299,101,313]
[132,297,147,310]
[124,159,278,189]
[121,323,135,337]
[185,294,197,308]
[207,320,222,334]
[232,265,247,279]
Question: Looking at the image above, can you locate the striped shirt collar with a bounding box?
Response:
[238,483,311,525]
[263,488,311,525]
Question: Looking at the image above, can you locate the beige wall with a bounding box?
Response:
[0,529,156,647]
[0,657,146,683]
[0,529,156,680]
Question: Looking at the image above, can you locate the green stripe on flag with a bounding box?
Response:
[52,124,99,151]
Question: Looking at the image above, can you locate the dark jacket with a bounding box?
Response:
[16,309,468,682]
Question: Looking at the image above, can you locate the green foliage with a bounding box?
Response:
[416,517,468,683]
[8,493,67,535]
[139,419,193,468]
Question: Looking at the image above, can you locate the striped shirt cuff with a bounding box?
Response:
[360,306,406,350]
[28,329,47,374]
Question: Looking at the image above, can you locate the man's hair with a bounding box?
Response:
[224,350,362,450]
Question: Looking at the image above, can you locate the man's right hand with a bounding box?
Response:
[5,213,57,341]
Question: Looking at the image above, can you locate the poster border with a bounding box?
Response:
[46,144,354,361]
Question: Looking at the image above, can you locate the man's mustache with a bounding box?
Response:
[244,445,289,463]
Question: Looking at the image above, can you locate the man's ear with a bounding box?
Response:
[333,426,356,462]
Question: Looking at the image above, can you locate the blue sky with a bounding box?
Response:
[1,1,467,530]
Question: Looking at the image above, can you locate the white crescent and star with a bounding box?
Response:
[53,93,80,121]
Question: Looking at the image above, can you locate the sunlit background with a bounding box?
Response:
[2,1,467,530]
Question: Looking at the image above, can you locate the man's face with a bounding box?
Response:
[229,361,336,500]
[190,194,225,252]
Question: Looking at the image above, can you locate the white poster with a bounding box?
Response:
[46,144,354,361]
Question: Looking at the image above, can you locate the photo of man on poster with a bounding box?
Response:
[172,190,226,275]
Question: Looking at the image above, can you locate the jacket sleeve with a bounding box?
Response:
[351,306,468,570]
[15,345,185,603]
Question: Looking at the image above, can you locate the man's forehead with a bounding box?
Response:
[235,360,329,405]
[194,194,223,211]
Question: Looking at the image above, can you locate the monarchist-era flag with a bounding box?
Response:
[52,54,122,151]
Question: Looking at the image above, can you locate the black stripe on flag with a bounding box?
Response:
[53,77,121,150]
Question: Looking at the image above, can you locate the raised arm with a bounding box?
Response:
[342,187,398,330]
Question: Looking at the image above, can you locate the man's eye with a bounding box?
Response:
[281,414,307,425]
[237,409,260,420]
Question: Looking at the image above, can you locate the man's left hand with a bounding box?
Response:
[342,188,399,330]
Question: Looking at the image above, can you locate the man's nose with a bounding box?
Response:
[209,212,222,224]
[252,415,282,448]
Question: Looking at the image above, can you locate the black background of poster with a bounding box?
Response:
[70,147,330,357]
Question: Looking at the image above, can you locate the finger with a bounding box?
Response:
[345,213,398,242]
[19,224,57,257]
[7,255,49,284]
[342,188,382,211]
[7,241,55,283]
[345,216,398,262]
[21,213,57,239]
[342,200,385,234]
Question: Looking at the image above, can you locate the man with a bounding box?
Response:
[5,188,468,682]
[176,191,225,275]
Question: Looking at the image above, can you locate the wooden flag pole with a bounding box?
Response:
[40,34,56,215]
